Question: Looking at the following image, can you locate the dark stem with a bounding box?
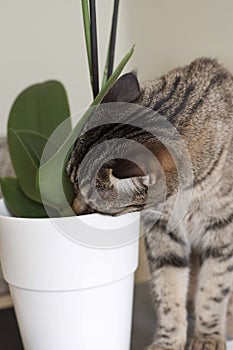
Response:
[89,0,99,98]
[107,0,120,79]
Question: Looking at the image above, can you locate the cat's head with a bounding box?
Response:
[67,72,177,216]
[67,58,232,216]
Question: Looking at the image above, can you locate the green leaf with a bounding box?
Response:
[8,81,71,139]
[102,43,111,89]
[17,130,58,164]
[0,177,49,218]
[37,133,75,216]
[8,129,41,202]
[37,46,135,215]
[6,80,72,209]
[92,45,135,106]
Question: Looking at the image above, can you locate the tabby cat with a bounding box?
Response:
[67,58,233,350]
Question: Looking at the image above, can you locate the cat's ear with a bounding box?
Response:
[101,72,141,103]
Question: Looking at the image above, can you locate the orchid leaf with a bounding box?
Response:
[8,81,71,139]
[6,80,72,208]
[0,177,49,218]
[17,130,58,164]
[8,129,41,202]
[92,45,135,106]
[37,46,135,214]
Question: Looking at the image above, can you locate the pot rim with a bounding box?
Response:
[0,199,140,226]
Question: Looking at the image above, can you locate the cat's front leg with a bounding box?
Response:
[144,222,190,350]
[190,240,233,350]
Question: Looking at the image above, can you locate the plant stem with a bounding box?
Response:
[92,45,135,106]
[108,0,120,79]
[102,0,120,88]
[39,46,135,214]
[81,0,92,87]
[89,0,99,98]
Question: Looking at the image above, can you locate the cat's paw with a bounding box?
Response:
[189,338,226,350]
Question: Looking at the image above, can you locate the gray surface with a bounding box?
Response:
[0,283,154,350]
[131,283,156,350]
[1,283,232,350]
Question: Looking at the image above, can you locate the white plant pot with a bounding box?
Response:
[0,199,140,350]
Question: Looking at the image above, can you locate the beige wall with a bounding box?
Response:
[1,0,233,282]
[2,0,233,135]
[124,0,233,80]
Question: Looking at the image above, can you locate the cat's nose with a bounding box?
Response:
[111,159,146,179]
[72,196,94,215]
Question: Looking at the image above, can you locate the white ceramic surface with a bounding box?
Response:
[0,200,140,350]
[0,200,140,291]
[10,275,134,350]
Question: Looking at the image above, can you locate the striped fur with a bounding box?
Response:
[67,58,233,349]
